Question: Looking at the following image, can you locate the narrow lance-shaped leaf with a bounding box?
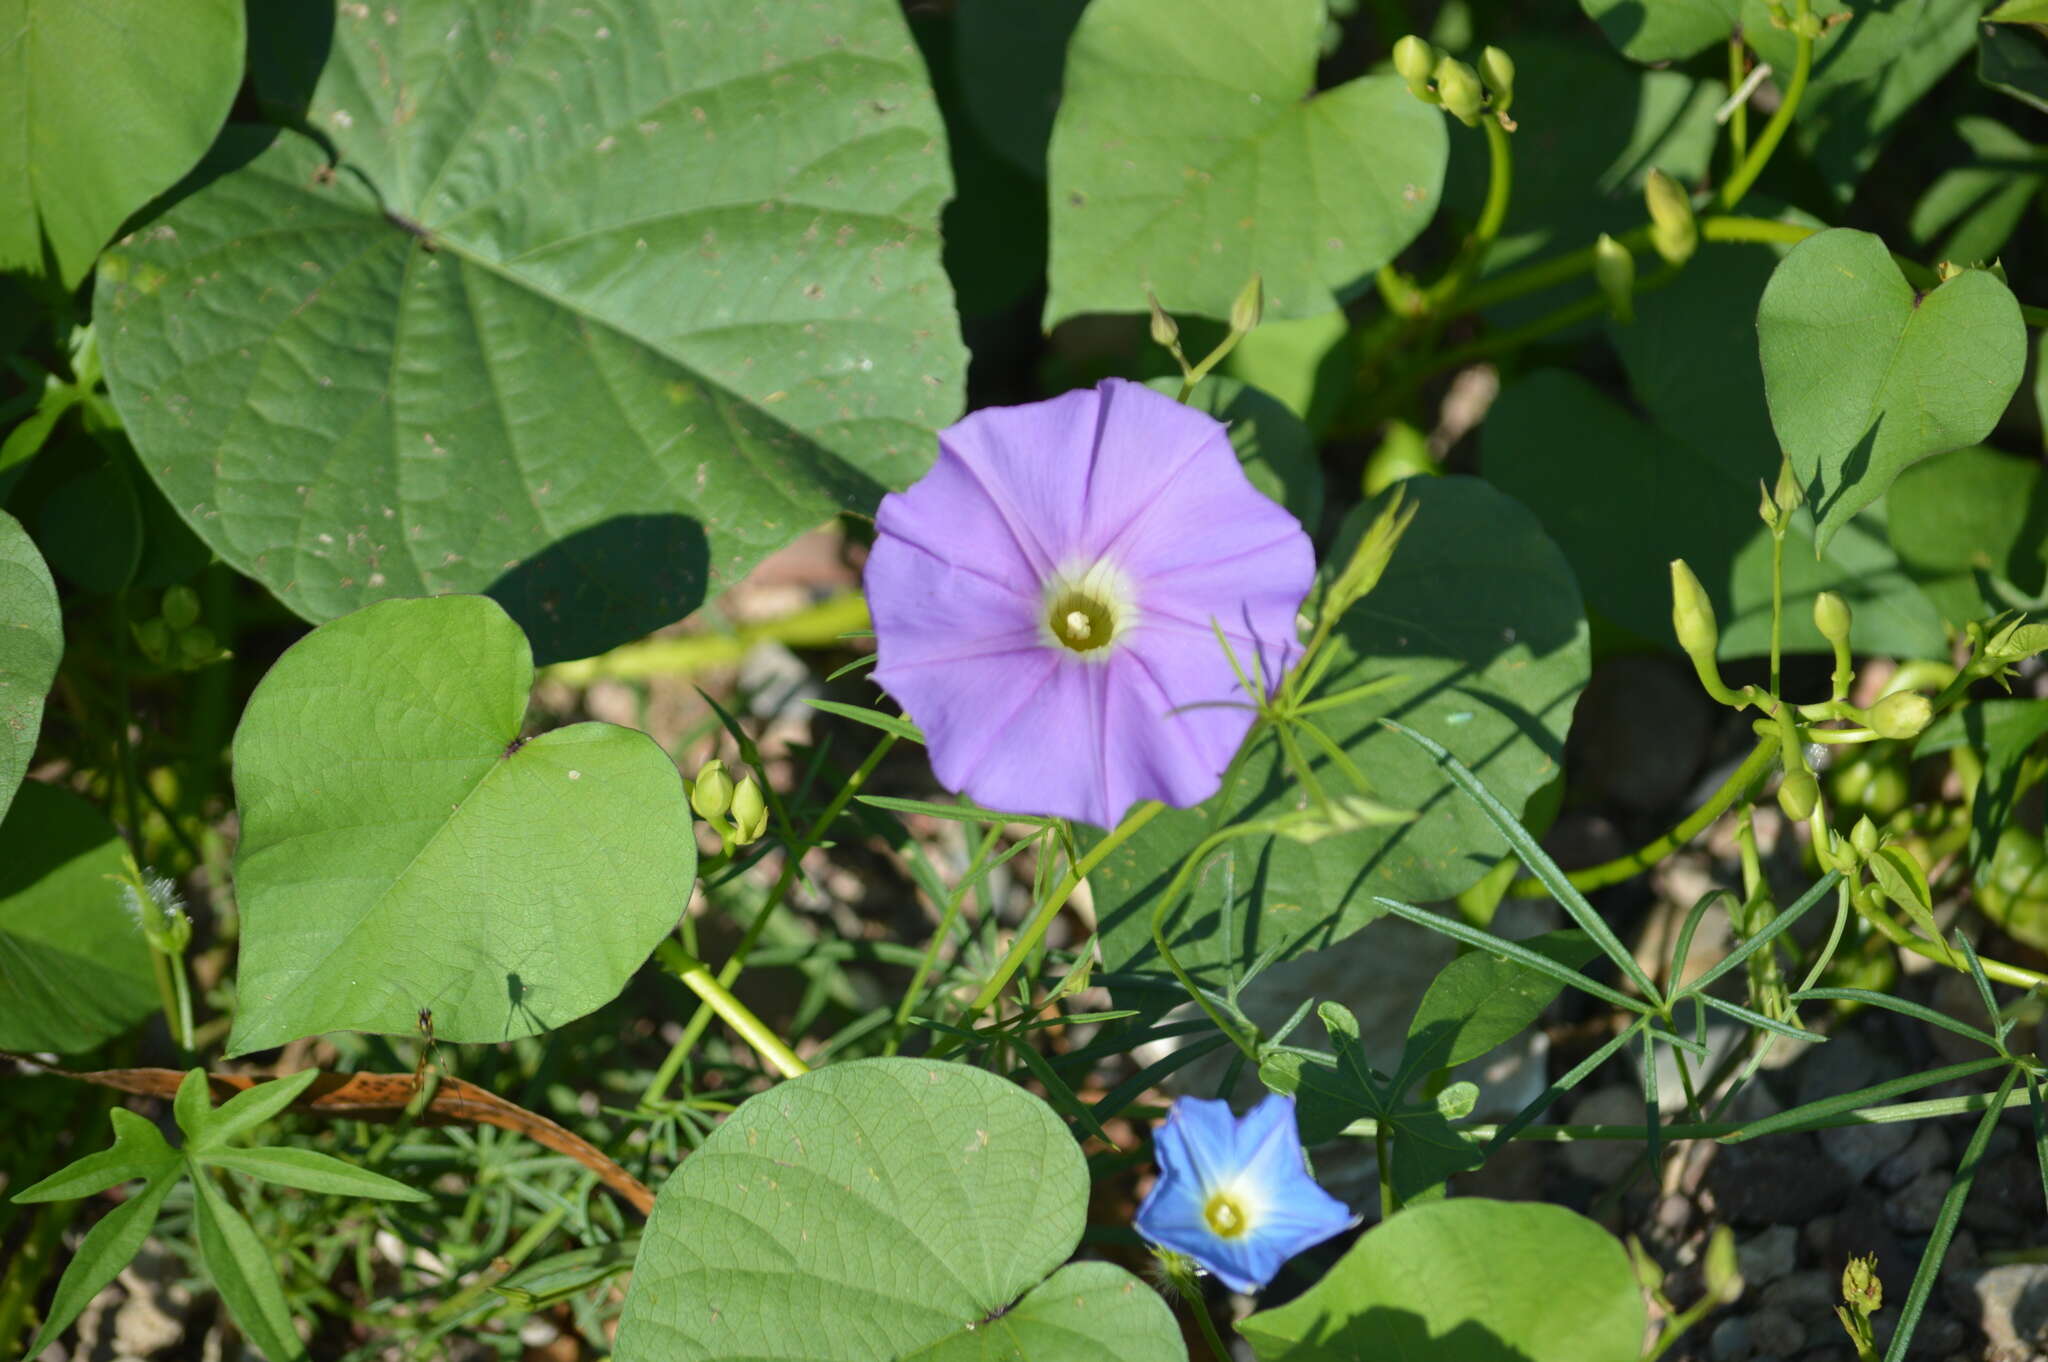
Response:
[191,1170,308,1362]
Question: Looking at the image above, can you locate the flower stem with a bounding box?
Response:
[1725,37,1750,164]
[1716,0,1813,210]
[967,800,1165,1014]
[639,732,895,1107]
[1506,735,1778,898]
[1188,1293,1233,1362]
[654,939,808,1079]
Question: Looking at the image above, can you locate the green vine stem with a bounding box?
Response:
[654,939,808,1079]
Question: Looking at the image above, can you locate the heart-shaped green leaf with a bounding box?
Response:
[1240,1198,1645,1361]
[1888,445,2048,629]
[1758,229,2026,548]
[226,595,693,1054]
[0,509,60,822]
[0,0,244,287]
[1045,0,1446,324]
[612,1058,1184,1361]
[0,782,158,1053]
[1092,477,1589,1001]
[98,0,965,665]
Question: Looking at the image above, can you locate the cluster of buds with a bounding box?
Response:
[1393,36,1514,129]
[1835,1255,1883,1360]
[1147,274,1263,389]
[688,758,768,850]
[132,586,228,672]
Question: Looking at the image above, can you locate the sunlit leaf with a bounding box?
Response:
[0,509,59,822]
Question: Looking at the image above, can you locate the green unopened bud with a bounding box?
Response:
[177,626,220,669]
[1478,45,1515,113]
[1146,292,1179,351]
[1434,57,1484,125]
[1984,616,2048,663]
[1777,768,1819,822]
[1669,559,1719,658]
[1773,459,1804,519]
[1851,815,1880,859]
[1644,169,1697,265]
[133,617,171,663]
[1230,274,1263,336]
[1626,1236,1665,1296]
[1594,234,1635,323]
[689,759,734,820]
[729,776,768,844]
[1392,34,1437,93]
[1813,591,1852,644]
[1704,1225,1744,1304]
[1866,691,1932,741]
[1843,1253,1882,1313]
[162,585,201,631]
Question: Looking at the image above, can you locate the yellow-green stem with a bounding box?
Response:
[656,939,808,1079]
[968,800,1166,1014]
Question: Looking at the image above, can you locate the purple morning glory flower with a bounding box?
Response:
[1136,1093,1358,1293]
[864,378,1313,829]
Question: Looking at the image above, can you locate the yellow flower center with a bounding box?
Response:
[1041,560,1135,659]
[1204,1191,1250,1239]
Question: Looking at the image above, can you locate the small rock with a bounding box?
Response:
[1949,1264,2048,1360]
[1800,1215,1834,1259]
[1927,973,1998,1067]
[1875,1123,1951,1190]
[1708,1137,1849,1226]
[1569,655,1712,812]
[1760,1269,1836,1315]
[1962,1152,2046,1237]
[1819,1116,1914,1183]
[1794,1031,1900,1108]
[1749,1307,1805,1355]
[1709,1314,1753,1362]
[1564,1085,1646,1185]
[1884,1168,1952,1234]
[1738,1226,1798,1288]
[1655,1193,1692,1235]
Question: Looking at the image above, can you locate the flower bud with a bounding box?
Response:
[1812,591,1851,645]
[1669,559,1718,658]
[1777,768,1819,822]
[1392,35,1437,94]
[1478,45,1515,113]
[1645,168,1697,265]
[1704,1225,1743,1304]
[1434,57,1484,125]
[162,585,200,631]
[730,776,768,844]
[1229,274,1264,336]
[1147,292,1179,351]
[689,759,734,820]
[1842,1254,1882,1313]
[1594,234,1634,323]
[1856,882,1888,915]
[133,617,171,663]
[1850,815,1880,859]
[1866,691,1932,741]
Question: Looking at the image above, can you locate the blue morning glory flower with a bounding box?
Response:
[1135,1093,1358,1293]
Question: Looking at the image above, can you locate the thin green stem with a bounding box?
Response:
[1726,37,1749,164]
[1770,524,1786,698]
[640,732,895,1107]
[1428,115,1515,310]
[1717,0,1813,209]
[1508,735,1777,897]
[1377,1121,1398,1219]
[966,800,1166,1014]
[1189,1290,1233,1362]
[655,940,808,1079]
[885,822,1004,1055]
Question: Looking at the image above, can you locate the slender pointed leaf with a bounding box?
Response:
[22,1172,179,1360]
[199,1146,429,1203]
[192,1170,307,1361]
[11,1109,177,1204]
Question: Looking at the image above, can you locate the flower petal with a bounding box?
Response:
[931,386,1101,570]
[1098,648,1255,816]
[1073,379,1243,558]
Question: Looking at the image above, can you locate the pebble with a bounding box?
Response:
[1709,1314,1752,1362]
[1748,1307,1805,1355]
[1759,1269,1836,1315]
[1883,1168,1952,1234]
[1707,1137,1849,1226]
[1737,1226,1798,1288]
[1563,1085,1646,1184]
[1947,1264,2048,1361]
[1874,1123,1952,1190]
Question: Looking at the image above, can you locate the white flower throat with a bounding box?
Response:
[1041,559,1137,659]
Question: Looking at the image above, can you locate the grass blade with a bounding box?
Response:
[1373,895,1648,1015]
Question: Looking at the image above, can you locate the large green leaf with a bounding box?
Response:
[1908,118,2048,268]
[1044,0,1446,324]
[1093,477,1589,996]
[1758,229,2026,548]
[226,595,693,1054]
[1888,446,2048,627]
[1579,0,1739,64]
[0,509,60,822]
[1239,1198,1645,1362]
[1484,370,1947,660]
[97,0,965,665]
[0,782,158,1053]
[612,1059,1184,1362]
[0,0,244,287]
